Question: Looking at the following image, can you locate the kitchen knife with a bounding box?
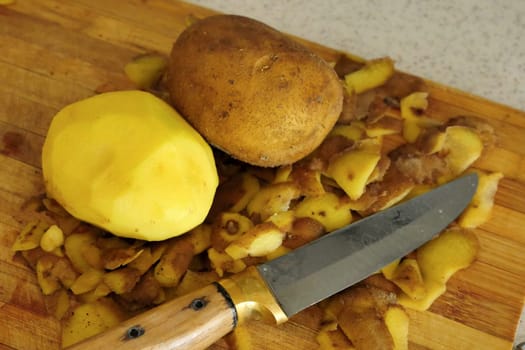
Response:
[67,173,478,350]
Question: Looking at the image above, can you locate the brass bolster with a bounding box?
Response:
[218,266,288,325]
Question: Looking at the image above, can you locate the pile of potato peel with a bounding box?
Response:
[12,40,504,350]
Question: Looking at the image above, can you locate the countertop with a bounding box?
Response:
[188,0,525,346]
[188,0,525,112]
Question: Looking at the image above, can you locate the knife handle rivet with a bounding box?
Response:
[125,325,145,340]
[190,297,208,311]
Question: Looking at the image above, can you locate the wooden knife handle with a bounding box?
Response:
[66,282,237,350]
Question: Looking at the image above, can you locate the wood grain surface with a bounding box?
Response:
[1,1,524,349]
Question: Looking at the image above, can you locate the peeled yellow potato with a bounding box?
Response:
[42,90,218,241]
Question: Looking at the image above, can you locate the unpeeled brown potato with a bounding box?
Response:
[168,15,344,167]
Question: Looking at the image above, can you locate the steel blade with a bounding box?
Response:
[257,173,478,317]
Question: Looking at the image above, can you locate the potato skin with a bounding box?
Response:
[168,15,343,167]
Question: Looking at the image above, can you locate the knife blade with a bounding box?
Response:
[67,173,478,350]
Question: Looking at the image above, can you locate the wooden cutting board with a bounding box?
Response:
[1,1,524,349]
